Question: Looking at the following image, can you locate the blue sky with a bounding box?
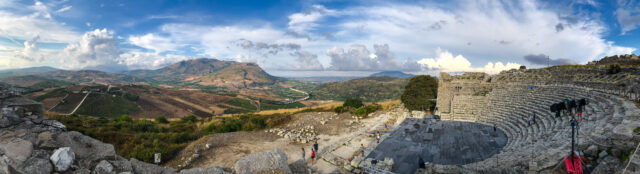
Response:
[0,0,639,76]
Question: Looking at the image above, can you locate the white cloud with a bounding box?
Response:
[13,35,43,62]
[119,51,187,70]
[288,5,338,33]
[326,0,635,65]
[128,33,178,53]
[61,29,120,70]
[615,0,640,34]
[55,6,72,13]
[418,48,520,74]
[0,2,79,43]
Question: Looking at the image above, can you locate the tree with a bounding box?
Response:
[401,75,438,111]
[607,64,621,74]
[353,107,367,117]
[519,65,527,70]
[343,98,363,109]
[181,115,198,123]
[155,116,169,124]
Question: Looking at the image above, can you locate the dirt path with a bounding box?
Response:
[68,92,90,115]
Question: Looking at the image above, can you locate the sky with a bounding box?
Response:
[0,0,639,77]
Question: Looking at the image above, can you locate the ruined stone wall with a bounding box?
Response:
[435,72,492,120]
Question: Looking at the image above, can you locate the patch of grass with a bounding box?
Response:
[633,127,639,133]
[225,98,257,111]
[76,93,139,118]
[260,99,305,110]
[35,88,66,101]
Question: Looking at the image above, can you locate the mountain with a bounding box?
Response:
[369,71,414,78]
[127,58,278,89]
[0,66,60,78]
[308,76,409,102]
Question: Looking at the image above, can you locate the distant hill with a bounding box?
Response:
[369,71,414,78]
[127,58,278,89]
[0,66,60,78]
[308,76,408,102]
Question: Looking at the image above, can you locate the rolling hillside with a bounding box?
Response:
[308,76,409,102]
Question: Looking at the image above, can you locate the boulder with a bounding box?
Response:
[130,158,176,174]
[584,145,598,156]
[0,156,10,174]
[56,131,116,167]
[0,138,33,164]
[50,147,75,172]
[21,157,53,174]
[592,156,621,174]
[93,160,115,174]
[234,149,292,174]
[179,166,231,174]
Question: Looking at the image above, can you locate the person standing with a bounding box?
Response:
[527,116,532,127]
[376,132,381,143]
[361,144,365,157]
[301,147,306,162]
[533,113,536,124]
[313,140,319,156]
[493,124,497,136]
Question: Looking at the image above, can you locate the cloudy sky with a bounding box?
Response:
[0,0,638,77]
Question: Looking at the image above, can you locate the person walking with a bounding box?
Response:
[533,113,536,124]
[361,144,365,157]
[376,131,381,143]
[527,116,532,127]
[310,147,315,165]
[301,147,306,162]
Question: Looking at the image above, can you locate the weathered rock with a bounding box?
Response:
[37,131,53,142]
[584,145,598,156]
[598,150,608,159]
[41,120,66,130]
[21,157,53,174]
[93,160,115,174]
[234,149,292,174]
[108,157,133,172]
[0,138,33,164]
[50,147,75,172]
[73,168,91,174]
[130,158,176,174]
[179,166,230,174]
[56,131,116,168]
[592,156,621,174]
[0,156,10,174]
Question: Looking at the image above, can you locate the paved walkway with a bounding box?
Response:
[366,119,507,174]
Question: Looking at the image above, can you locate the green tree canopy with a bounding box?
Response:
[155,116,169,124]
[401,75,438,111]
[343,98,364,109]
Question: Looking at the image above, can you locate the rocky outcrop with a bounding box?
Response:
[234,149,292,174]
[50,147,74,171]
[0,85,242,174]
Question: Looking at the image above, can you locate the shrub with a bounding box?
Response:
[333,106,345,113]
[607,64,621,74]
[155,116,169,124]
[401,75,438,111]
[181,115,198,123]
[343,98,364,109]
[353,107,367,117]
[117,114,133,122]
[123,93,139,101]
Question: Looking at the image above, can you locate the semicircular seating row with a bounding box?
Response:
[441,84,628,172]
